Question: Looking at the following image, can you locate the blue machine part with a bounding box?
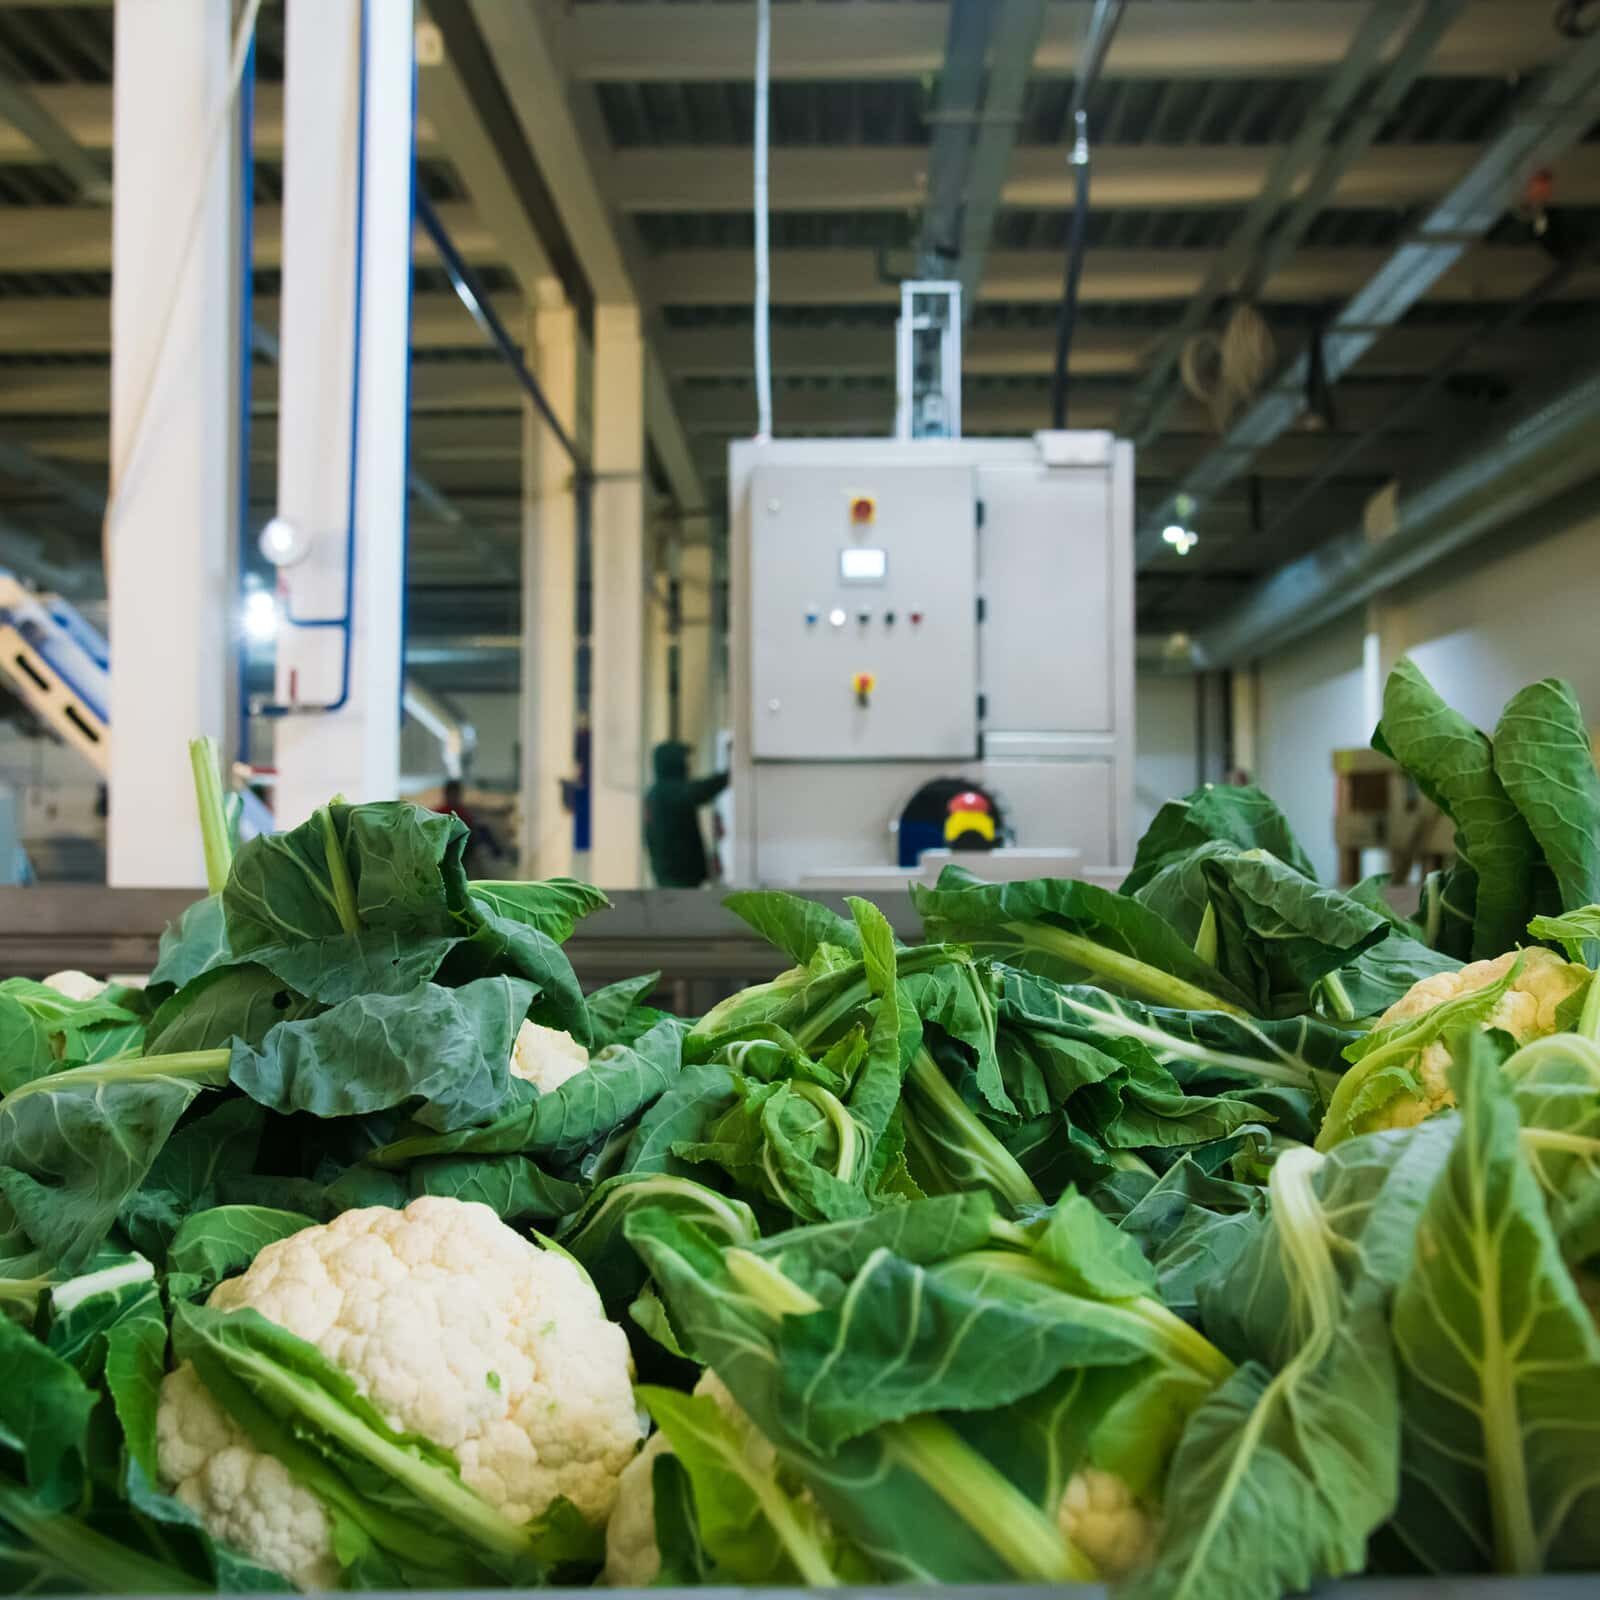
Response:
[0,569,111,732]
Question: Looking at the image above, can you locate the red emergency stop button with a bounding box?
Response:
[850,495,876,525]
[852,671,876,707]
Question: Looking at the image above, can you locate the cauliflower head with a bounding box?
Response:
[1374,947,1584,1131]
[158,1196,643,1589]
[41,969,106,1001]
[511,1019,590,1094]
[602,1370,773,1587]
[1058,1467,1161,1579]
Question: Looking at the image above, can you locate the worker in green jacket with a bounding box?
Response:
[643,741,729,888]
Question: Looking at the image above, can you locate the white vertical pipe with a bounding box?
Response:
[752,0,773,441]
[108,0,236,886]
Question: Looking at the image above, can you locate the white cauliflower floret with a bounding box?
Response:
[1058,1466,1160,1579]
[157,1364,340,1591]
[603,1370,770,1587]
[158,1196,643,1588]
[41,969,105,1002]
[511,1019,590,1093]
[1373,946,1586,1130]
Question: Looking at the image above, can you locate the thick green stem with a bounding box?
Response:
[1317,970,1356,1024]
[1015,923,1248,1016]
[880,1416,1093,1583]
[950,1249,1234,1387]
[2,1049,230,1103]
[1193,901,1219,967]
[188,737,232,896]
[726,1247,1086,1581]
[317,805,361,935]
[791,1080,861,1183]
[903,1049,1044,1214]
[0,1479,208,1594]
[1579,971,1600,1044]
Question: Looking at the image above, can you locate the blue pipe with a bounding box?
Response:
[236,33,256,763]
[398,37,419,723]
[412,190,590,480]
[260,0,371,718]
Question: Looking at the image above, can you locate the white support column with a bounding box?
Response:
[589,303,647,888]
[108,0,235,887]
[678,531,715,767]
[271,0,414,827]
[519,290,579,879]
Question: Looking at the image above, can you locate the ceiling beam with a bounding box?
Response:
[1192,364,1600,665]
[458,0,705,513]
[655,321,1576,382]
[0,201,496,274]
[607,143,1600,216]
[0,83,444,164]
[0,291,520,355]
[560,2,1560,83]
[1139,26,1600,565]
[1117,0,1459,442]
[648,245,1600,307]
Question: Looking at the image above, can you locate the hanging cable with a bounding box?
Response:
[753,0,774,441]
[1048,0,1127,429]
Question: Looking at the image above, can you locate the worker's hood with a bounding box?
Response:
[652,741,691,780]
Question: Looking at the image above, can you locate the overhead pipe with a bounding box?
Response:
[1191,357,1600,667]
[1048,0,1127,428]
[1139,23,1600,567]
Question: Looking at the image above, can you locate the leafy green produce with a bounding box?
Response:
[231,976,533,1132]
[1122,782,1317,894]
[1131,841,1390,1017]
[1495,678,1600,955]
[1373,657,1540,961]
[4,690,1600,1600]
[1389,1036,1600,1574]
[913,867,1253,1014]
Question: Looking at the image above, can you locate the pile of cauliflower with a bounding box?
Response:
[157,1196,645,1589]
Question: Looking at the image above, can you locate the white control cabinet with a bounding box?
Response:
[749,460,978,761]
[728,434,1135,885]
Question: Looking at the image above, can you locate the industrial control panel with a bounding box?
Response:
[748,460,979,761]
[729,435,1135,885]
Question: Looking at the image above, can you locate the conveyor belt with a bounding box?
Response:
[0,887,923,1006]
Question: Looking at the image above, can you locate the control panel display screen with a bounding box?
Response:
[839,545,888,584]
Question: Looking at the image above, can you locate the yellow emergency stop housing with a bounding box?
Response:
[944,808,997,845]
[852,671,876,707]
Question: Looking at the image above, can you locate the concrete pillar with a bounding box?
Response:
[271,0,413,827]
[645,525,675,758]
[678,530,715,767]
[108,0,235,886]
[589,303,647,888]
[1229,664,1259,782]
[519,290,579,879]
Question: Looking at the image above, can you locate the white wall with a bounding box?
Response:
[1250,508,1600,884]
[1133,672,1197,842]
[1383,511,1600,726]
[1256,613,1368,884]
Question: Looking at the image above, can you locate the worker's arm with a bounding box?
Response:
[689,771,731,805]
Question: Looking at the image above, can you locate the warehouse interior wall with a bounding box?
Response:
[1381,511,1600,725]
[1255,614,1368,885]
[1133,672,1198,844]
[1249,507,1600,883]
